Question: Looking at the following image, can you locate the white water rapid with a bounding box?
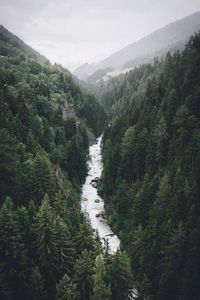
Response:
[81,135,120,254]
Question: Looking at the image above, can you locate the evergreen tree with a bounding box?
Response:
[28,154,57,206]
[74,219,94,252]
[92,254,111,300]
[34,194,58,296]
[29,267,47,300]
[56,274,79,300]
[110,250,133,300]
[101,33,200,299]
[54,216,76,276]
[0,24,105,299]
[0,198,27,298]
[0,129,20,202]
[74,250,94,300]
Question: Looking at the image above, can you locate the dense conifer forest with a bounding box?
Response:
[101,33,200,299]
[0,26,134,300]
[0,18,200,300]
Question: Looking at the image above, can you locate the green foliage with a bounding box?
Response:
[29,267,47,300]
[56,274,79,300]
[0,198,27,298]
[74,219,95,253]
[34,194,58,282]
[3,22,200,300]
[0,129,20,202]
[54,216,76,276]
[110,250,133,300]
[26,154,57,206]
[74,250,94,300]
[102,33,200,299]
[0,26,107,300]
[92,254,111,300]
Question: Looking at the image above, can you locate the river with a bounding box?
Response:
[81,135,120,254]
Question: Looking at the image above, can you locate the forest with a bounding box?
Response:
[0,26,134,300]
[101,33,200,299]
[0,19,200,300]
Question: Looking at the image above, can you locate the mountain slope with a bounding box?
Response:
[0,25,48,64]
[101,33,200,299]
[74,11,200,80]
[0,26,117,300]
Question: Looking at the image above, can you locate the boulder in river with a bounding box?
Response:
[94,199,100,203]
[95,211,105,218]
[91,178,98,183]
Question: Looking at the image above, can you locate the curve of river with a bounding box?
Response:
[81,135,120,254]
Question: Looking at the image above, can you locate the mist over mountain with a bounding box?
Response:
[0,25,48,64]
[74,11,200,80]
[1,1,200,299]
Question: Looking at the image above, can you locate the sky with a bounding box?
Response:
[0,0,200,71]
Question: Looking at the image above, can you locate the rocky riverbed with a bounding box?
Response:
[81,135,120,253]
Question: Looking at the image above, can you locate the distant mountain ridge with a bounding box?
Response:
[0,25,47,63]
[74,11,200,80]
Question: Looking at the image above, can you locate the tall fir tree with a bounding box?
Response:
[92,254,111,300]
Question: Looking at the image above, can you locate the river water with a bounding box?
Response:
[81,135,120,254]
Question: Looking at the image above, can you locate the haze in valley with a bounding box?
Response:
[0,0,200,71]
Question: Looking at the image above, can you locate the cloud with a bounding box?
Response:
[0,0,200,70]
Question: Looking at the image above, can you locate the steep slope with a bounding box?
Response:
[0,25,48,64]
[0,26,114,300]
[0,25,135,300]
[74,11,200,80]
[101,33,200,299]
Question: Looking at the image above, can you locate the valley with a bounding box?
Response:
[0,5,200,300]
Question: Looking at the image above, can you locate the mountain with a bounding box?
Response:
[0,25,137,300]
[101,32,200,299]
[0,25,48,64]
[0,25,125,300]
[74,11,200,80]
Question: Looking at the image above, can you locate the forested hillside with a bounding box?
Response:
[101,33,200,299]
[0,25,47,64]
[0,27,135,300]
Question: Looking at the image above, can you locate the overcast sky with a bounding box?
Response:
[1,0,200,70]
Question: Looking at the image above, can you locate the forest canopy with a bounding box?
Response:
[101,33,200,300]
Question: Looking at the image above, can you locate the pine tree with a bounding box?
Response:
[74,250,94,300]
[53,190,70,225]
[56,274,79,300]
[0,129,20,202]
[54,216,76,276]
[54,188,81,235]
[0,197,27,298]
[93,231,104,256]
[74,219,94,253]
[153,116,168,171]
[29,267,47,300]
[110,250,133,300]
[92,254,111,300]
[34,194,58,294]
[28,154,57,206]
[26,130,38,154]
